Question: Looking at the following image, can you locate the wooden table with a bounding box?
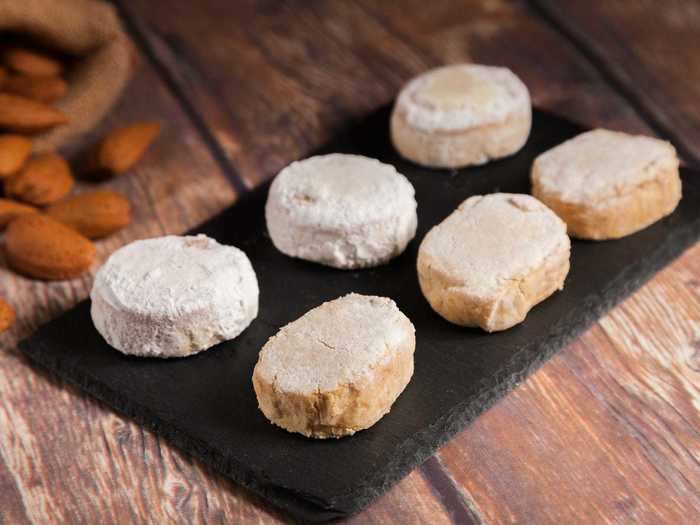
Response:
[1,1,699,523]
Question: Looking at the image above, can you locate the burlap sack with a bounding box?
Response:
[0,0,132,152]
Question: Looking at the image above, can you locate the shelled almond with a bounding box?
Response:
[0,93,69,132]
[84,121,161,178]
[0,134,32,177]
[5,152,74,205]
[47,190,131,239]
[0,298,15,334]
[5,214,96,281]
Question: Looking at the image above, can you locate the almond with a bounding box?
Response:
[5,214,95,280]
[5,152,74,205]
[85,121,161,178]
[0,134,32,177]
[2,48,62,77]
[47,190,131,239]
[0,93,69,132]
[0,297,15,334]
[2,74,67,103]
[0,198,37,229]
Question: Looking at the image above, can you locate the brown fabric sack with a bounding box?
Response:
[0,0,132,152]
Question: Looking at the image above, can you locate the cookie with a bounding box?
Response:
[46,190,131,239]
[0,198,37,230]
[253,293,415,438]
[0,134,32,177]
[91,235,259,358]
[391,64,531,168]
[531,129,681,240]
[265,154,417,269]
[4,152,73,205]
[0,298,15,334]
[417,193,570,332]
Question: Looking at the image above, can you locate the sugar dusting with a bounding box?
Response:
[533,129,678,204]
[396,64,530,131]
[91,235,259,357]
[266,154,417,268]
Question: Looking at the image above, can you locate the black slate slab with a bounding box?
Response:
[19,108,700,522]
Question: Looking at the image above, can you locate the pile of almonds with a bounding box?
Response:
[0,45,161,334]
[0,47,69,132]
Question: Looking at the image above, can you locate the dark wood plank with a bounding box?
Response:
[116,0,651,189]
[534,0,700,164]
[0,359,287,523]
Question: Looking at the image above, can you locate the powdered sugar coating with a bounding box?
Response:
[91,234,259,357]
[532,129,678,205]
[254,293,414,394]
[265,154,417,269]
[395,64,530,132]
[419,193,569,299]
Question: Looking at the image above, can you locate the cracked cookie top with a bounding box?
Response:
[532,129,678,205]
[418,193,569,298]
[254,293,414,394]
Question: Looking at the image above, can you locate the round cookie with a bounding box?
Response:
[265,153,417,269]
[391,64,531,168]
[252,293,415,438]
[531,129,681,240]
[417,193,570,332]
[91,234,259,358]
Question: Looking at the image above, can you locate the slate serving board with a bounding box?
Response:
[20,107,700,522]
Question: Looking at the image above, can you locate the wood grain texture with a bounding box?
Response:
[0,355,453,524]
[116,0,651,188]
[534,0,700,164]
[1,0,699,523]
